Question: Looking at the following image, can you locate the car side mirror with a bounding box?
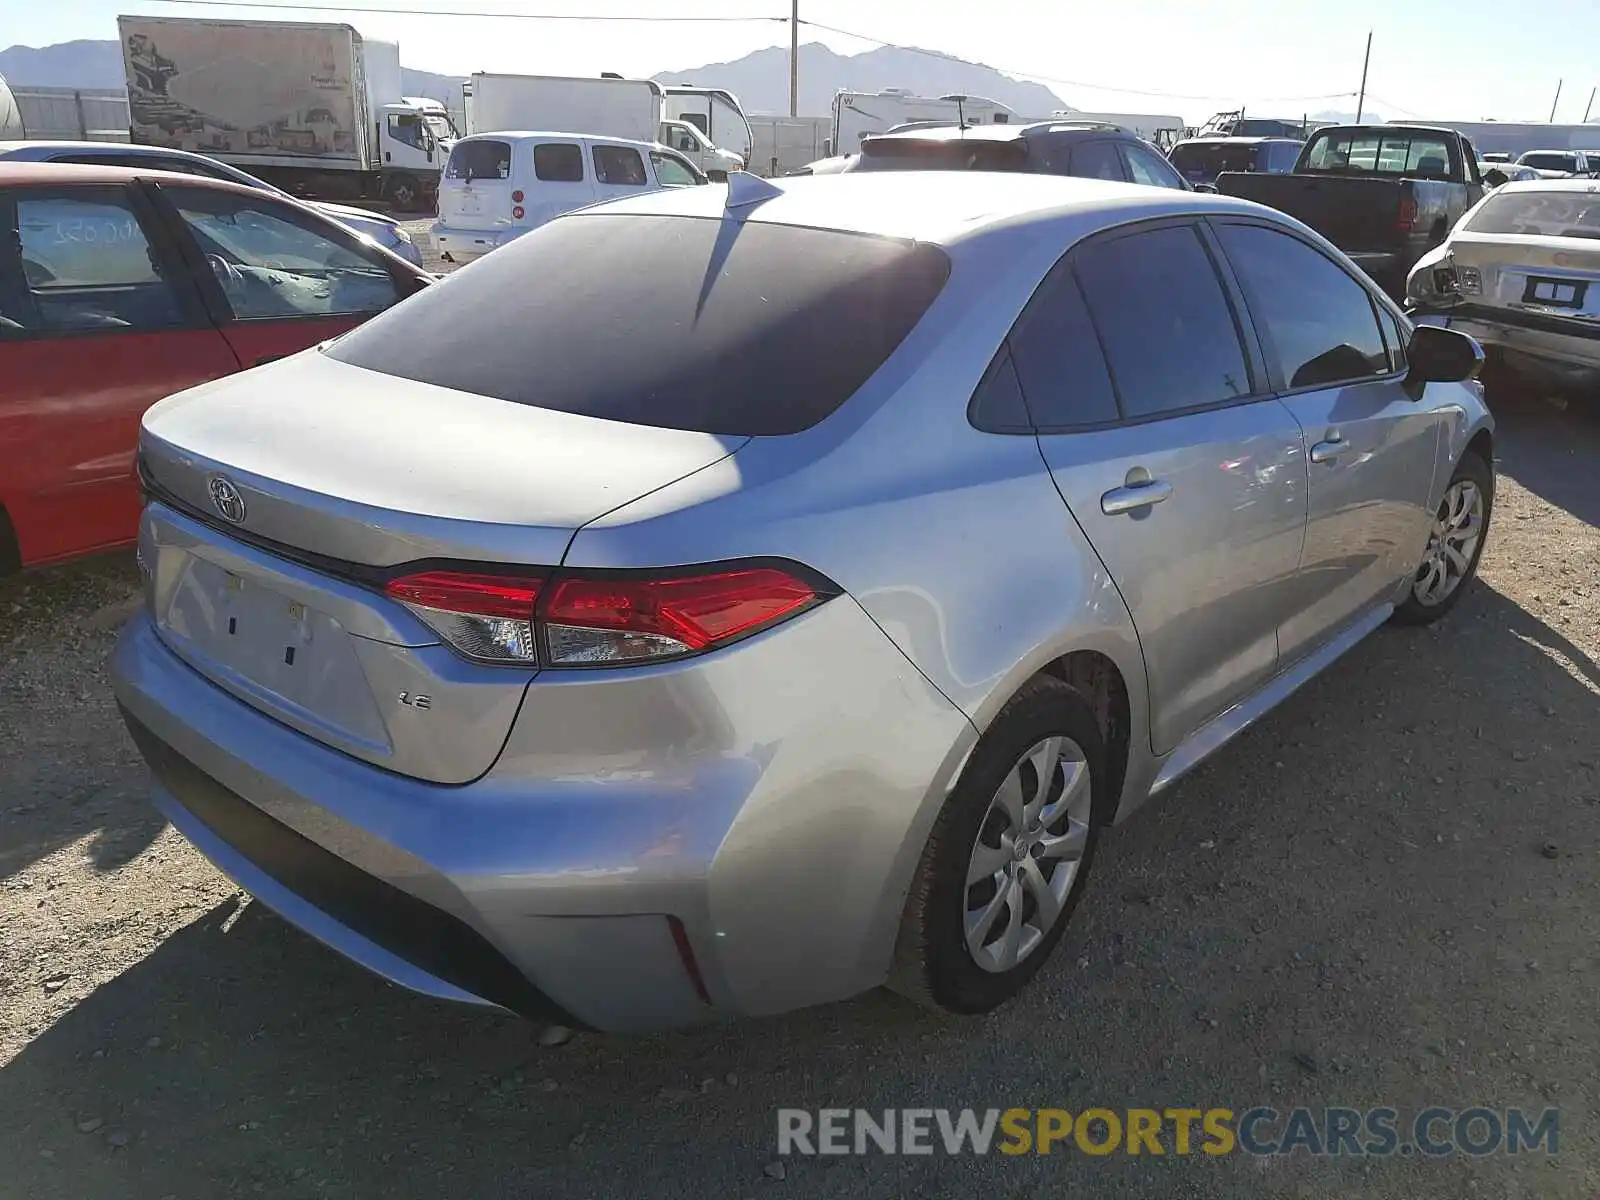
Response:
[1483,168,1507,188]
[1406,324,1484,386]
[1194,182,1218,193]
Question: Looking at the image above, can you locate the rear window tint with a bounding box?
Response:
[324,213,952,436]
[534,143,584,183]
[446,140,511,180]
[593,145,648,186]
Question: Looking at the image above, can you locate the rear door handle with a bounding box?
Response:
[1100,479,1173,515]
[1310,437,1349,464]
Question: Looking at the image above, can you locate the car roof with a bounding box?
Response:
[0,140,220,161]
[865,121,1143,146]
[453,130,663,149]
[1519,148,1586,156]
[568,170,1273,248]
[1173,136,1299,147]
[1490,177,1600,194]
[0,159,273,194]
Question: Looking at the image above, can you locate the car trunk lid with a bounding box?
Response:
[1450,233,1600,321]
[137,350,745,782]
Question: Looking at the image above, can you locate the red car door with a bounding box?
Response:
[0,182,241,569]
[147,182,419,369]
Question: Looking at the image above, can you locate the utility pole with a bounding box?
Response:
[1549,79,1563,122]
[1585,87,1597,123]
[1355,31,1371,123]
[789,0,799,118]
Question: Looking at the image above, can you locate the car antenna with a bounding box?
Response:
[724,171,784,212]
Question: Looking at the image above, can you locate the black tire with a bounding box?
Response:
[385,174,420,211]
[1392,450,1494,626]
[890,675,1108,1014]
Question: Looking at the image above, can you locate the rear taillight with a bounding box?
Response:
[385,562,828,668]
[511,189,525,202]
[512,205,525,219]
[1396,194,1419,231]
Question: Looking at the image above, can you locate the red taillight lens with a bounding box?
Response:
[385,564,826,667]
[512,205,525,219]
[386,570,542,663]
[511,189,524,202]
[1396,194,1419,231]
[541,567,820,665]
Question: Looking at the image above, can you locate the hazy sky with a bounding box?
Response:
[11,0,1599,125]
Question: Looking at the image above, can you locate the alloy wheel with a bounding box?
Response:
[1414,479,1486,607]
[963,736,1093,973]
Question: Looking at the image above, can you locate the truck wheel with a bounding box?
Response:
[385,174,420,212]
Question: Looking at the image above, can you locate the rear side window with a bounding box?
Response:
[446,140,511,180]
[1006,265,1119,428]
[325,213,952,436]
[1074,225,1251,418]
[534,143,584,183]
[593,145,648,186]
[1121,142,1186,189]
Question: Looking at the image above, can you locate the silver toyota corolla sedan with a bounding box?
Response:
[1409,178,1600,392]
[113,171,1495,1032]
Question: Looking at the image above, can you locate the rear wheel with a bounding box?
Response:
[890,675,1106,1014]
[385,173,420,212]
[1393,450,1493,625]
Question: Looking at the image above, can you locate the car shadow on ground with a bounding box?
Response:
[2,581,1595,1199]
[0,552,165,884]
[1486,381,1600,528]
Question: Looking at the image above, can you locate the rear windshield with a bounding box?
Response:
[324,213,952,436]
[1518,152,1580,174]
[1464,189,1600,239]
[855,137,1027,173]
[1301,130,1453,177]
[1169,143,1263,178]
[446,140,511,181]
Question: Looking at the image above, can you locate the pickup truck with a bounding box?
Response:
[1216,124,1486,293]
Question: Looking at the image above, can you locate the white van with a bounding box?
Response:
[432,131,708,264]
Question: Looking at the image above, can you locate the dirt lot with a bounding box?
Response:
[1,383,1597,1200]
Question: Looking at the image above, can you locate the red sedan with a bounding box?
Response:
[0,163,432,572]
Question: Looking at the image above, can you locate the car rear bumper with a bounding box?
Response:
[112,591,974,1031]
[1413,304,1600,387]
[430,222,525,263]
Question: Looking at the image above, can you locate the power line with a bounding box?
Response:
[144,0,781,21]
[798,17,1357,106]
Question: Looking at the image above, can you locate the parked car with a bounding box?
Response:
[793,121,1191,189]
[0,162,431,573]
[1408,178,1600,394]
[1515,149,1600,178]
[432,131,708,264]
[1167,136,1302,189]
[113,170,1494,1031]
[1216,124,1487,293]
[0,141,426,266]
[1479,161,1540,188]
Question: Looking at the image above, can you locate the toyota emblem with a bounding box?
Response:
[207,476,247,525]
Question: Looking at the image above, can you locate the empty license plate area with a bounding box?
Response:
[1522,276,1588,309]
[158,553,391,754]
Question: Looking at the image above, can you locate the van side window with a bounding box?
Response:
[534,143,585,183]
[593,145,648,186]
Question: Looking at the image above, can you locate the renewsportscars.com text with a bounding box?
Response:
[777,1106,1559,1158]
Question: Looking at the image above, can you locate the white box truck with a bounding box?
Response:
[462,73,744,175]
[118,14,457,210]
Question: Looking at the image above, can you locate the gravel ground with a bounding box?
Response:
[1,384,1596,1199]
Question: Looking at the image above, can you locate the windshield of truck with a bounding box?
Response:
[1518,152,1581,174]
[325,212,952,436]
[1464,189,1600,239]
[855,137,1027,172]
[446,140,511,181]
[423,113,457,141]
[1169,143,1263,180]
[1302,130,1453,178]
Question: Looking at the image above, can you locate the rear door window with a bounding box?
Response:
[1069,140,1126,181]
[3,187,186,334]
[593,145,648,186]
[534,143,584,183]
[1074,224,1253,418]
[324,213,952,436]
[1004,264,1119,428]
[446,140,512,180]
[1121,142,1187,189]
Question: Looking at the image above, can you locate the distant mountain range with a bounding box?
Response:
[1,36,1066,120]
